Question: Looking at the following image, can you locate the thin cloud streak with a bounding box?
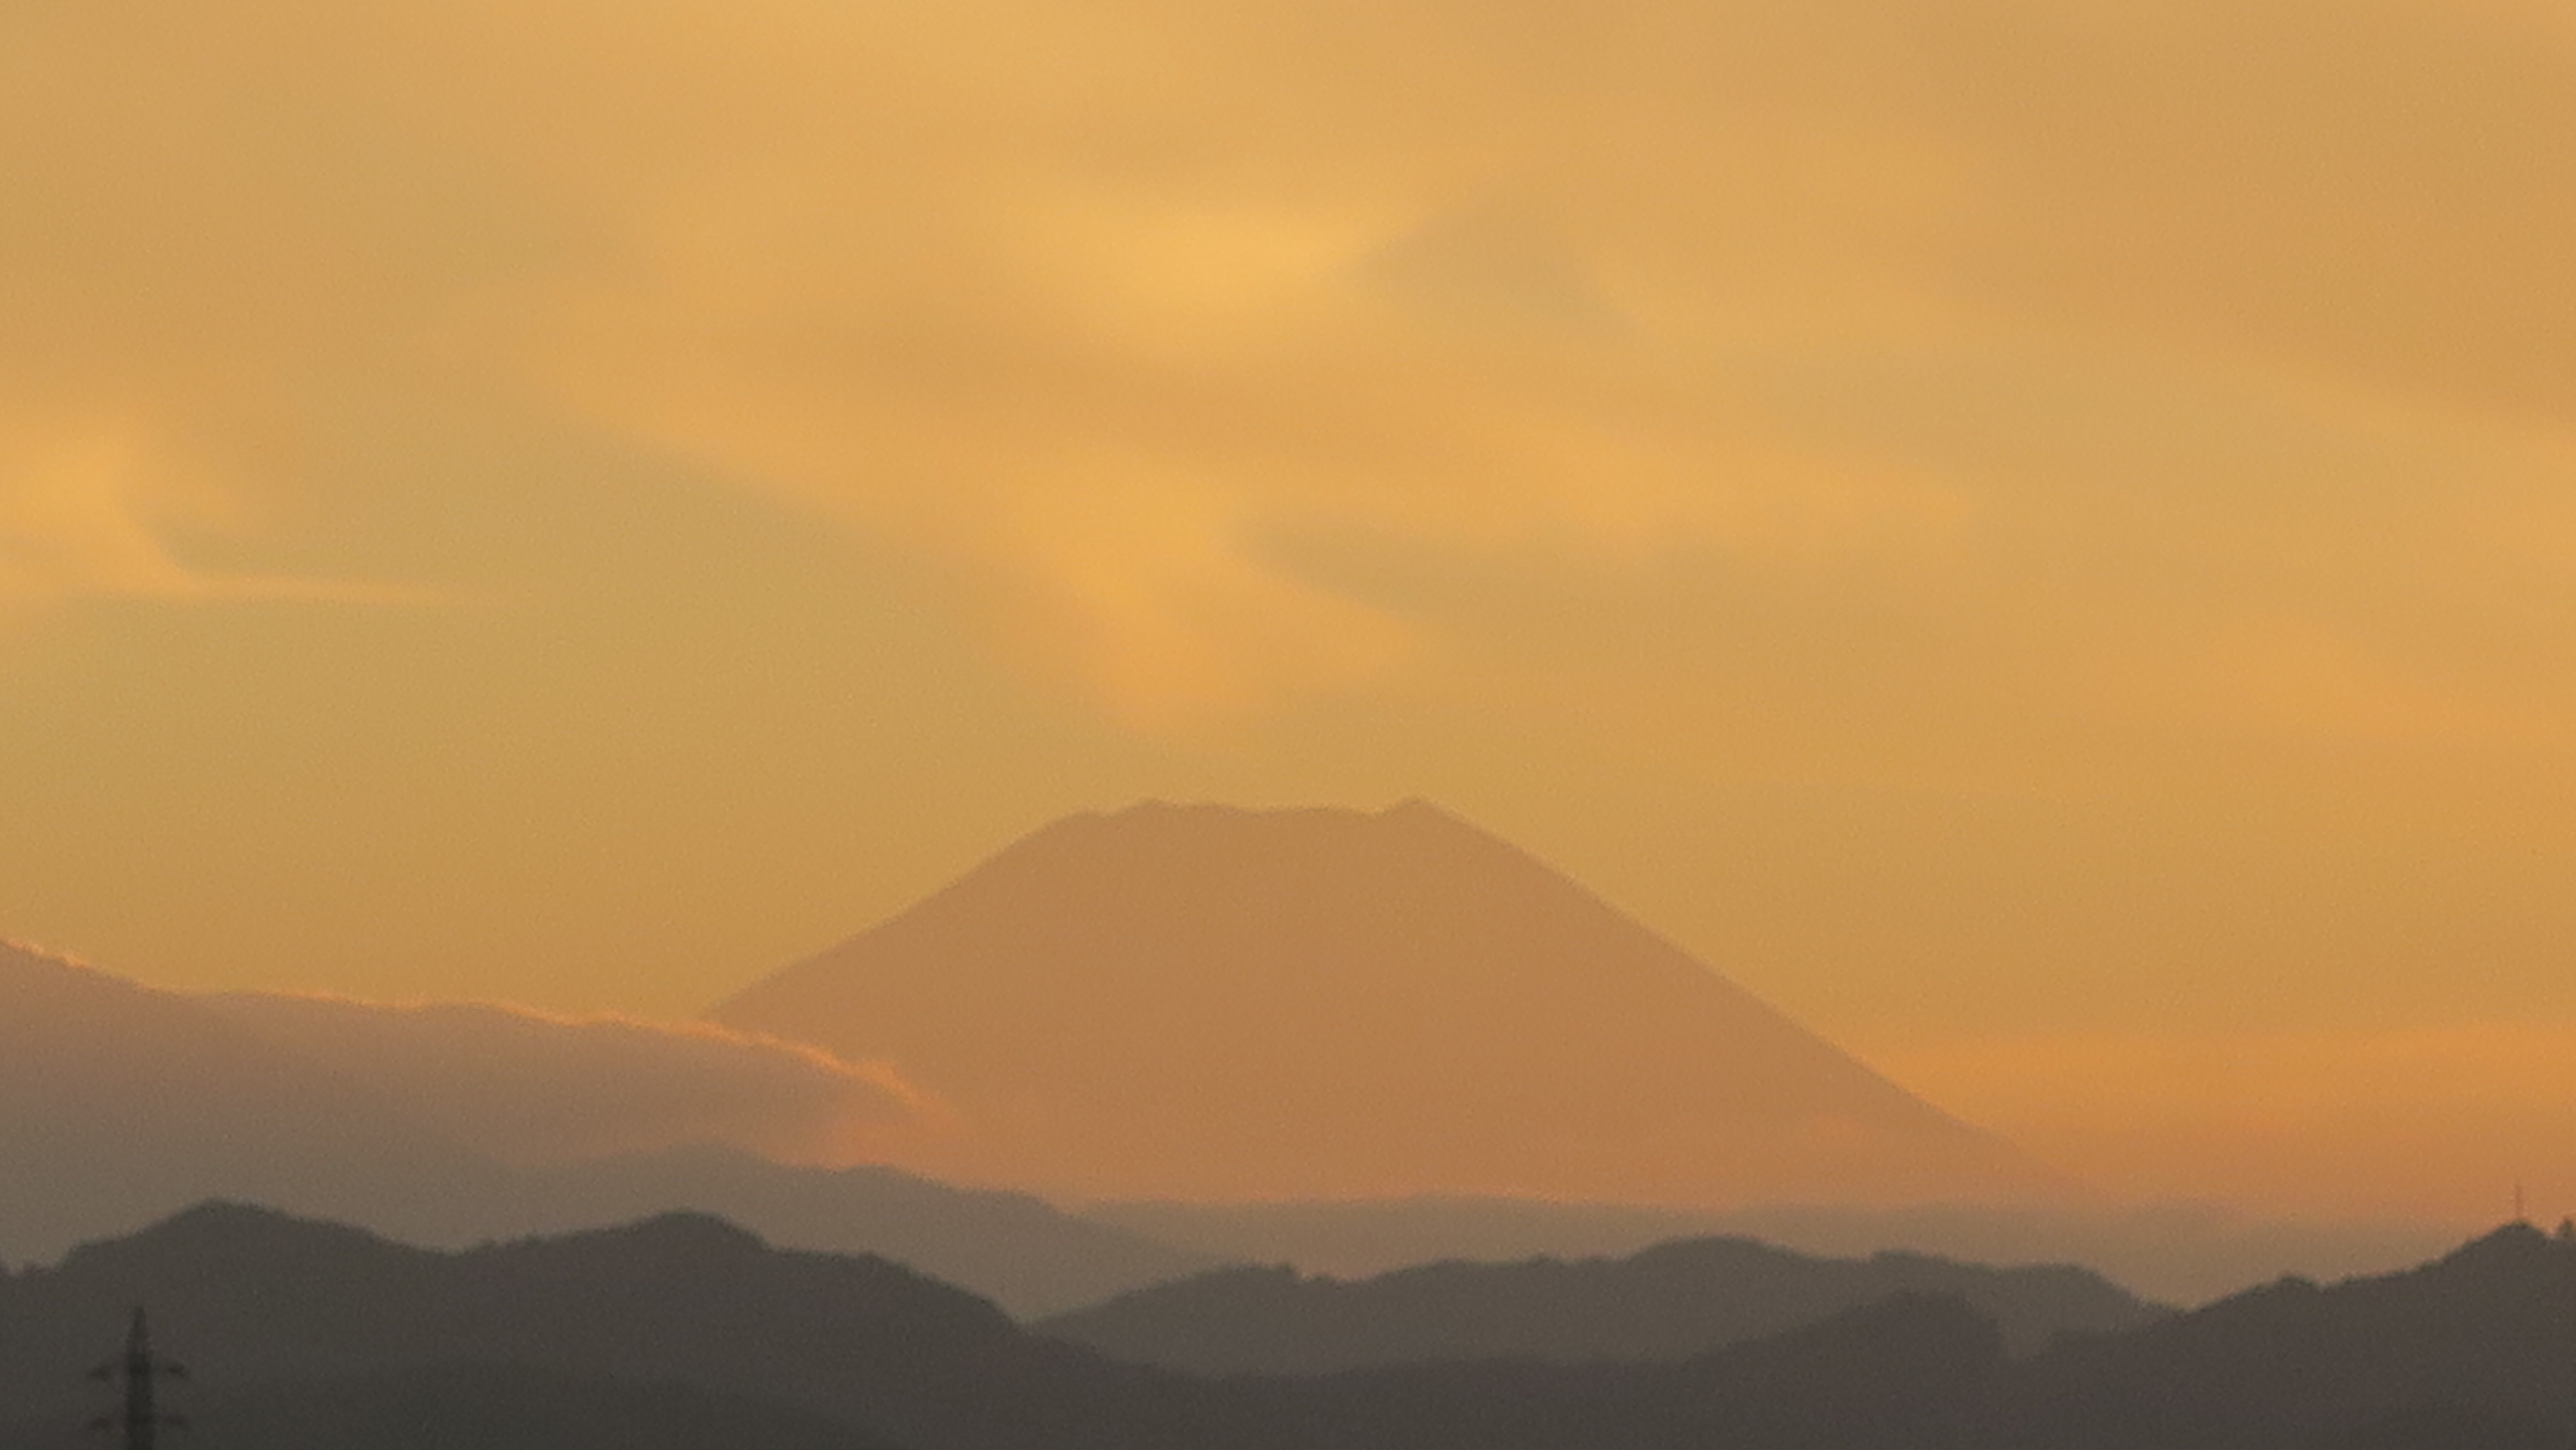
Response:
[0,427,423,614]
[17,0,2576,739]
[202,990,939,1168]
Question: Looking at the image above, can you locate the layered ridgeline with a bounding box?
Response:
[1080,1196,2459,1310]
[716,801,2052,1204]
[0,942,1203,1315]
[1038,1236,2163,1371]
[7,1204,2576,1450]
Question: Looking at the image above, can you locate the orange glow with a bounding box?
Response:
[4,0,2575,1226]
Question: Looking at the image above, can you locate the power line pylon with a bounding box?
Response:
[89,1307,186,1450]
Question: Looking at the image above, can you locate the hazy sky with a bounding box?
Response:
[8,0,2576,1216]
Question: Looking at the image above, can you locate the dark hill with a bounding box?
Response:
[1994,1222,2576,1449]
[0,1202,2005,1450]
[1038,1234,2160,1372]
[14,1204,2576,1450]
[0,1204,1178,1450]
[2,1361,899,1450]
[487,1147,1212,1317]
[1257,1292,2003,1450]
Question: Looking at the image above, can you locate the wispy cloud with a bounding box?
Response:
[8,0,2576,752]
[0,424,425,616]
[203,990,940,1167]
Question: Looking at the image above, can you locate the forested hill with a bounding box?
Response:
[1039,1233,2160,1371]
[4,1206,2570,1450]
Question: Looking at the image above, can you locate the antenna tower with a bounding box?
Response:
[89,1307,187,1450]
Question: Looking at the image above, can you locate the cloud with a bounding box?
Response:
[8,0,2576,750]
[0,423,420,614]
[202,991,933,1167]
[0,429,217,608]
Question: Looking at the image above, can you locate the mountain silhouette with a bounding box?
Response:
[0,1203,1182,1450]
[1990,1221,2576,1449]
[0,1203,2005,1450]
[0,943,1203,1315]
[5,1361,902,1450]
[1038,1234,2161,1372]
[1082,1194,2456,1308]
[713,800,2052,1204]
[10,1204,2576,1450]
[488,1146,1212,1316]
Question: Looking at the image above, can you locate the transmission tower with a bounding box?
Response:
[89,1308,186,1450]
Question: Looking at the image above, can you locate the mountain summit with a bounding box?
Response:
[713,801,2054,1204]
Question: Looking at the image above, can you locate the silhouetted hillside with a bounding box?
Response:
[714,800,2054,1204]
[1992,1222,2576,1450]
[11,1204,2574,1450]
[493,1147,1212,1317]
[1038,1234,2160,1371]
[1085,1194,2456,1308]
[0,1204,1210,1450]
[1,1362,899,1450]
[1269,1292,2001,1450]
[0,1204,2008,1450]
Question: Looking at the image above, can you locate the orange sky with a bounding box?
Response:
[7,0,2576,1221]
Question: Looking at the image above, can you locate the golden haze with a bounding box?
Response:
[4,0,2576,1222]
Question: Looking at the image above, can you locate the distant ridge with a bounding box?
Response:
[1036,1235,2163,1371]
[1080,1194,2460,1309]
[714,800,2057,1205]
[13,1204,2576,1450]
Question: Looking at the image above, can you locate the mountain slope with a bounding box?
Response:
[1993,1222,2576,1449]
[494,1147,1213,1318]
[1082,1194,2458,1309]
[0,1203,2004,1450]
[713,800,2051,1204]
[0,1204,1193,1450]
[2,1361,900,1450]
[1038,1235,2161,1371]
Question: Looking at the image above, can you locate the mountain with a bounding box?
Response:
[491,1147,1213,1318]
[3,1362,899,1450]
[1256,1293,2004,1450]
[12,1204,2576,1450]
[1083,1194,2460,1308]
[0,942,1204,1315]
[1990,1221,2576,1449]
[713,800,2052,1204]
[0,1203,2002,1450]
[1036,1234,2161,1371]
[0,1204,1190,1450]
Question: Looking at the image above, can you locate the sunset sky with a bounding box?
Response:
[8,0,2576,1219]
